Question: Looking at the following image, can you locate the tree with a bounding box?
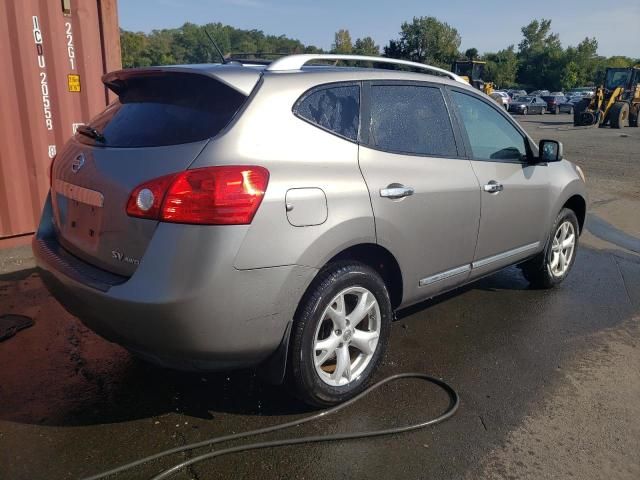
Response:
[354,36,379,56]
[304,45,325,54]
[332,29,353,54]
[120,30,151,67]
[384,16,461,69]
[464,48,478,60]
[484,46,518,87]
[561,37,598,88]
[119,23,307,67]
[516,19,564,90]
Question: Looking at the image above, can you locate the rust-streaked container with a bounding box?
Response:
[0,0,121,245]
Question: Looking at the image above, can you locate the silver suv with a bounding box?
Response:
[34,55,587,406]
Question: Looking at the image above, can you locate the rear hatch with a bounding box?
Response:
[50,68,256,276]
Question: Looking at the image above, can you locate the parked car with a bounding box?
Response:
[542,95,567,114]
[33,54,587,406]
[530,89,551,97]
[509,95,548,114]
[550,91,564,96]
[491,91,511,109]
[567,87,595,97]
[509,89,528,99]
[559,96,585,114]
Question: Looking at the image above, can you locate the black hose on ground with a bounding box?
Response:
[80,373,459,480]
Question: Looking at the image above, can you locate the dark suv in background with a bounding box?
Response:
[542,94,567,114]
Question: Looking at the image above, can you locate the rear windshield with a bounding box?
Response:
[77,73,247,147]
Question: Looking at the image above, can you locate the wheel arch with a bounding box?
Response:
[258,242,403,385]
[562,194,586,233]
[326,243,404,310]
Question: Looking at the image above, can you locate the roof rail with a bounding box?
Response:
[265,54,466,83]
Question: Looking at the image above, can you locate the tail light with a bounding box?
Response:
[126,166,269,225]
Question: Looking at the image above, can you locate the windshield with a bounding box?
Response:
[605,69,630,90]
[453,62,485,80]
[453,62,473,77]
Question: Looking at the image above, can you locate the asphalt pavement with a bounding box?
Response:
[1,114,639,480]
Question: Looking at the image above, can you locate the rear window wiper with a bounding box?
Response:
[77,125,106,143]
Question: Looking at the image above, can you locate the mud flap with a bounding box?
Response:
[256,321,292,385]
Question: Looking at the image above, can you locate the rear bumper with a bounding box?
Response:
[33,195,317,371]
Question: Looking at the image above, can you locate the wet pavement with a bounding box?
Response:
[1,115,639,479]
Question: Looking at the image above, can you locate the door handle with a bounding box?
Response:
[380,185,415,199]
[483,181,504,193]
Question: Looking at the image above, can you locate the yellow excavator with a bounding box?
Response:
[574,66,640,128]
[452,60,494,95]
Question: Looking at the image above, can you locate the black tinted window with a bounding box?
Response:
[78,73,247,147]
[451,90,527,162]
[294,85,360,141]
[369,85,457,156]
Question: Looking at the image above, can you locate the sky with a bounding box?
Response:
[118,0,640,58]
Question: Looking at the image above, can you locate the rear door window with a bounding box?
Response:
[368,84,457,157]
[78,73,247,148]
[294,84,360,141]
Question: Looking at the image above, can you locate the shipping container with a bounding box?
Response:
[0,0,121,246]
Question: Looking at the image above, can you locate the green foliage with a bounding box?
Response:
[464,48,478,60]
[119,18,634,92]
[354,37,380,56]
[484,46,518,88]
[119,22,309,68]
[120,30,152,67]
[516,19,564,89]
[383,16,461,69]
[332,29,353,54]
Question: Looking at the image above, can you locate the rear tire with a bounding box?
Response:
[610,102,629,129]
[288,262,392,407]
[520,208,579,289]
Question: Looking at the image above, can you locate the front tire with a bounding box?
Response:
[288,262,392,407]
[520,208,579,289]
[610,101,629,129]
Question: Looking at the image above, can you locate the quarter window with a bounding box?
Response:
[294,85,360,141]
[451,91,527,162]
[369,85,457,157]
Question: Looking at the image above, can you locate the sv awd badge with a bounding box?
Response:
[111,250,140,265]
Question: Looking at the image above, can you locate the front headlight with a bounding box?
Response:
[575,165,586,183]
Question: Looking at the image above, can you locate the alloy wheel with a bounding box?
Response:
[549,221,576,277]
[313,286,381,387]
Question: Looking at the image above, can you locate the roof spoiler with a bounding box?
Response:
[102,66,261,96]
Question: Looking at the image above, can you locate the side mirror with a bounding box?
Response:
[539,139,563,162]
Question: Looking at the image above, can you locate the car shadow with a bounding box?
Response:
[0,246,638,429]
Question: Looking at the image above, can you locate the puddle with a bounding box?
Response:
[587,214,640,254]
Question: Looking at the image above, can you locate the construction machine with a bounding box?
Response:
[452,60,494,95]
[574,66,640,128]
